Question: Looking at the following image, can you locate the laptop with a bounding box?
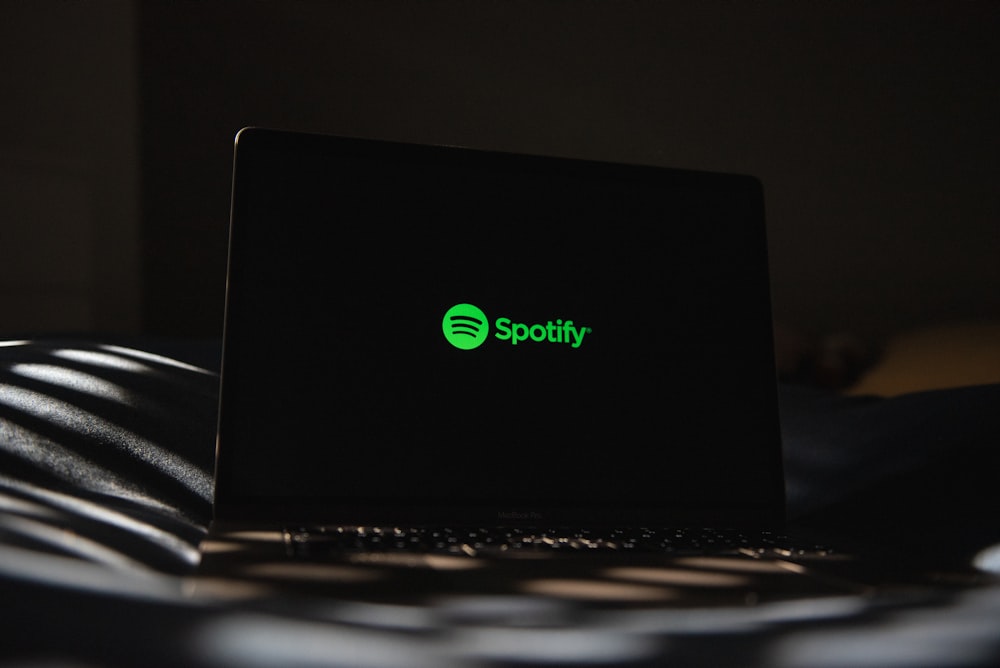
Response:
[195,127,862,607]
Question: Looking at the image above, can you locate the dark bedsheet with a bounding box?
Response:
[2,338,999,667]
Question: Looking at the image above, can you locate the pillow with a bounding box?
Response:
[848,321,1000,397]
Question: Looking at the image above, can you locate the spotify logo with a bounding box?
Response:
[442,303,490,350]
[443,303,592,350]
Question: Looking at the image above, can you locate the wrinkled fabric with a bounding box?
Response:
[2,338,999,667]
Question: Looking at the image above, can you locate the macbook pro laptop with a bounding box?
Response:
[196,127,861,606]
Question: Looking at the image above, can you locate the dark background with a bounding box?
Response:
[2,1,998,342]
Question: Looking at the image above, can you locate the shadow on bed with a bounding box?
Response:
[0,339,218,573]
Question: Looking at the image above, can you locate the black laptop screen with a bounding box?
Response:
[215,128,784,526]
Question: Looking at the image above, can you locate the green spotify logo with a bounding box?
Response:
[443,303,592,350]
[442,303,490,350]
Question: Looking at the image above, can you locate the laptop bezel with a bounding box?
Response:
[213,127,787,530]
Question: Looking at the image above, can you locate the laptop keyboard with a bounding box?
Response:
[284,526,831,559]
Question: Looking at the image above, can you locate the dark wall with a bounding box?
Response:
[1,1,139,335]
[139,1,1000,339]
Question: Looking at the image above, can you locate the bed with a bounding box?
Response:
[1,327,999,667]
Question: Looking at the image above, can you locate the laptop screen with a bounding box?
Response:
[215,128,785,526]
